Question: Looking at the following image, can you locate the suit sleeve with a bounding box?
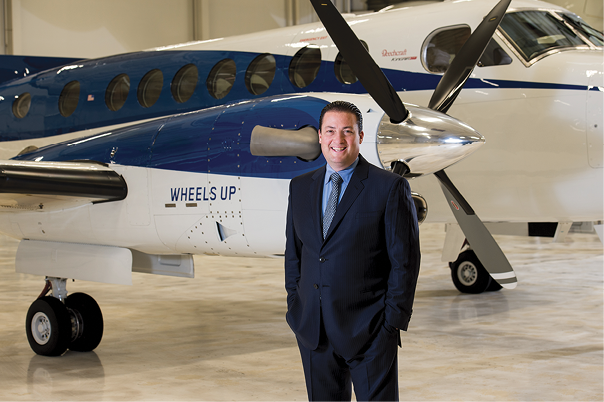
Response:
[384,177,421,331]
[284,180,302,309]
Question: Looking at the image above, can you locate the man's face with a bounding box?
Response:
[319,111,364,171]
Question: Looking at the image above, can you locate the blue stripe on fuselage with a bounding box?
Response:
[0,49,589,142]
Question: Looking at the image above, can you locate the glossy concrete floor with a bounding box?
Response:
[0,224,602,401]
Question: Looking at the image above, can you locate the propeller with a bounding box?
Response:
[310,0,407,123]
[310,0,517,289]
[429,0,512,114]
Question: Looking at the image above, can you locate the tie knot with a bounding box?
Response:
[331,172,342,186]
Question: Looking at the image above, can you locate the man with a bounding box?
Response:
[285,100,421,401]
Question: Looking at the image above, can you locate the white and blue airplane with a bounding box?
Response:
[0,0,601,356]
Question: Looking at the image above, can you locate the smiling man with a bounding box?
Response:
[285,100,421,401]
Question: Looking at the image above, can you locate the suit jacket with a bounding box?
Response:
[285,155,421,359]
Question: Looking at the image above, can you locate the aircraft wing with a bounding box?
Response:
[0,160,127,212]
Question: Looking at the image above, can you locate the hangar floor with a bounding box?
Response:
[0,223,602,401]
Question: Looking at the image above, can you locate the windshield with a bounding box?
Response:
[499,11,587,62]
[559,13,603,47]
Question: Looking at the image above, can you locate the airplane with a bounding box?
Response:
[0,0,600,356]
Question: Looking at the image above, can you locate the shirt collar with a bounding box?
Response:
[324,157,359,185]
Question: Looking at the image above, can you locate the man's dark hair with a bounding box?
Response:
[319,100,363,132]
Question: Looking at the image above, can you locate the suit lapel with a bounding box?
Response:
[311,166,326,241]
[323,156,369,242]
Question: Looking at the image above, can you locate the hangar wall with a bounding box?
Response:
[0,0,601,58]
[0,0,322,58]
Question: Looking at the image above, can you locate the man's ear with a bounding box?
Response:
[318,129,322,144]
[359,130,364,144]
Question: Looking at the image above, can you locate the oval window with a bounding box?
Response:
[106,74,130,111]
[12,92,31,119]
[245,53,276,95]
[207,59,236,99]
[289,46,321,88]
[138,69,163,108]
[171,64,198,104]
[422,26,471,73]
[59,80,80,117]
[334,40,368,84]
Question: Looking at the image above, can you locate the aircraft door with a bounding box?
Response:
[587,73,603,168]
[148,113,214,253]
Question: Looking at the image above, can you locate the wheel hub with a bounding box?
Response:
[31,312,51,345]
[458,261,478,286]
[68,307,84,342]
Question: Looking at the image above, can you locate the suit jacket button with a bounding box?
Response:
[313,284,319,289]
[319,257,325,262]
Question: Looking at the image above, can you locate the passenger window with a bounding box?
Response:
[12,92,31,119]
[478,39,512,67]
[422,26,471,73]
[138,69,163,108]
[335,40,368,84]
[106,74,130,112]
[289,46,321,88]
[171,64,198,104]
[207,59,236,99]
[499,11,585,62]
[59,80,80,117]
[245,53,276,95]
[559,13,603,47]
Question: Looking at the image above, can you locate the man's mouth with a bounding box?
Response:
[331,147,346,152]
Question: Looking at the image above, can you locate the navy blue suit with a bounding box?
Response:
[285,155,421,400]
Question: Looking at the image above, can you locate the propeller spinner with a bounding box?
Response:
[310,0,517,289]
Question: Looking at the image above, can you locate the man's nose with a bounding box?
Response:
[335,131,346,140]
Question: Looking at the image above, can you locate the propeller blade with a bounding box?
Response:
[428,0,511,113]
[434,169,517,289]
[310,0,408,123]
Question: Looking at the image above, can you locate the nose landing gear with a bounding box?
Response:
[25,278,103,356]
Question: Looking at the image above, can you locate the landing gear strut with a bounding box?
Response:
[25,277,103,356]
[450,250,502,294]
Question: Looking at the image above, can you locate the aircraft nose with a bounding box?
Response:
[376,104,485,176]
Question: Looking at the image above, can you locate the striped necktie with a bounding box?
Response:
[323,172,343,239]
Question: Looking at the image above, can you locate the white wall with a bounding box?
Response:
[4,0,323,58]
[12,0,193,57]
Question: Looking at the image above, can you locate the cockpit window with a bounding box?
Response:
[422,26,470,73]
[478,38,512,67]
[559,13,603,47]
[499,11,586,63]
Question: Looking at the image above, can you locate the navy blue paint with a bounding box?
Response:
[0,49,590,142]
[0,55,83,86]
[14,95,329,180]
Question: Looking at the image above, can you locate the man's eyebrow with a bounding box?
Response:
[323,125,354,129]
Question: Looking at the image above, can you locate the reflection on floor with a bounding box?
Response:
[0,223,602,401]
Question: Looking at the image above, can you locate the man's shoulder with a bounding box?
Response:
[291,166,323,185]
[362,158,406,185]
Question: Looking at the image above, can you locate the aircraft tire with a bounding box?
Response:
[65,292,103,352]
[450,250,491,294]
[26,296,71,356]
